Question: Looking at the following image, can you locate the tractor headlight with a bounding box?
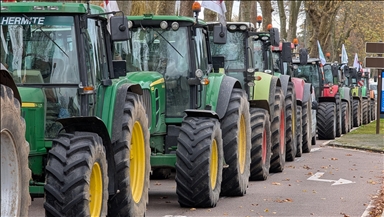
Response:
[171,22,179,31]
[247,82,255,87]
[247,68,255,73]
[160,21,168,29]
[264,69,272,74]
[261,36,269,41]
[239,25,247,30]
[293,65,299,69]
[195,69,204,78]
[128,20,133,29]
[229,24,236,30]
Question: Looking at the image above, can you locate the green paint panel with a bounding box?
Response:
[150,154,176,168]
[253,72,273,102]
[205,73,225,112]
[1,2,103,14]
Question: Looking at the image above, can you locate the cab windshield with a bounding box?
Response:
[0,16,79,84]
[323,64,334,84]
[293,63,321,98]
[209,31,245,70]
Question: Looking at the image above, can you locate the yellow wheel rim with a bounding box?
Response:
[238,114,246,174]
[130,121,145,203]
[89,162,102,217]
[210,139,218,189]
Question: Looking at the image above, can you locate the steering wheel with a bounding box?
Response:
[24,53,52,79]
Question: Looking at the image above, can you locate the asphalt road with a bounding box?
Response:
[28,139,383,217]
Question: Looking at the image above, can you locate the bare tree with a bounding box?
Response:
[277,0,287,40]
[179,0,194,17]
[258,1,273,31]
[204,7,217,22]
[157,1,176,15]
[239,1,252,22]
[225,0,234,21]
[287,0,301,42]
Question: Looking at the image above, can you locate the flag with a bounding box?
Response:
[104,0,119,16]
[353,53,360,69]
[317,40,326,65]
[201,0,227,26]
[341,44,348,64]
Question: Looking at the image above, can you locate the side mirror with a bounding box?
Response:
[299,48,308,65]
[312,100,318,110]
[112,60,127,77]
[212,55,225,72]
[281,42,292,62]
[269,28,280,47]
[331,64,339,77]
[374,75,378,82]
[213,24,227,44]
[110,16,130,41]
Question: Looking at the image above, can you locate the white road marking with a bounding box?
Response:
[307,172,355,186]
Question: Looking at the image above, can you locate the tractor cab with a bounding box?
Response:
[114,16,200,117]
[292,57,322,100]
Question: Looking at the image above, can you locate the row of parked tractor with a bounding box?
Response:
[0,1,377,217]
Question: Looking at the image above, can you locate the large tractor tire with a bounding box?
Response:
[108,93,150,217]
[352,99,361,127]
[295,105,303,157]
[220,88,251,196]
[341,101,349,134]
[269,87,286,173]
[370,100,376,121]
[317,102,336,140]
[249,108,271,181]
[285,82,297,162]
[44,132,108,217]
[335,95,342,137]
[362,99,369,125]
[1,84,31,217]
[302,101,312,153]
[176,117,223,208]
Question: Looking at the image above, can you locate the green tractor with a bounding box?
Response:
[360,69,376,124]
[207,21,287,181]
[1,2,151,216]
[114,9,252,207]
[1,64,31,216]
[345,67,363,127]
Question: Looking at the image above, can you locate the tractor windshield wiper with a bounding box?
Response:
[153,29,183,58]
[23,14,68,58]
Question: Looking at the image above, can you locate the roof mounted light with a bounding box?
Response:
[261,36,269,41]
[33,6,44,10]
[229,24,236,30]
[171,22,179,31]
[239,25,247,30]
[47,6,59,10]
[128,20,133,28]
[253,35,259,40]
[160,21,168,30]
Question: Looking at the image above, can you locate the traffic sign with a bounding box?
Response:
[365,57,384,68]
[365,42,384,54]
[358,80,364,87]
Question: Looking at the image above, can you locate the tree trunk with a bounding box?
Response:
[287,1,301,42]
[258,1,273,31]
[179,0,194,17]
[277,0,287,40]
[130,1,147,16]
[249,1,257,27]
[239,1,252,22]
[225,0,234,21]
[156,1,175,15]
[204,8,217,22]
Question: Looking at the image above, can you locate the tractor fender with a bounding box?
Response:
[302,83,312,103]
[278,74,291,96]
[251,72,281,115]
[111,83,143,143]
[290,77,305,104]
[0,67,21,104]
[184,109,220,120]
[340,87,351,103]
[211,75,242,119]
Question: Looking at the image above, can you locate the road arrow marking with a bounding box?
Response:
[307,172,355,186]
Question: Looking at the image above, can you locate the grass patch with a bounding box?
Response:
[349,118,384,134]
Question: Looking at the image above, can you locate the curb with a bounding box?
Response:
[326,141,384,153]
